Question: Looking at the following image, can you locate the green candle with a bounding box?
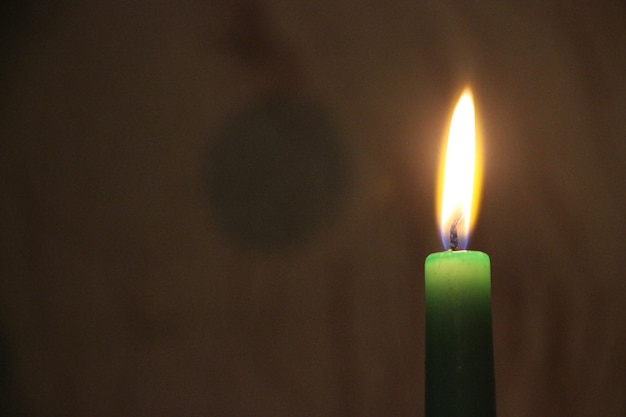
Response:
[425,88,496,417]
[425,250,495,417]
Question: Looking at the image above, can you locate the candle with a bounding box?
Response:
[424,88,496,417]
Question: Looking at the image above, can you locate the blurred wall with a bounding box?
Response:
[1,1,625,416]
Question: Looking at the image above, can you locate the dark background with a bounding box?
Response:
[1,1,625,416]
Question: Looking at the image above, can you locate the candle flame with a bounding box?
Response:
[438,88,482,250]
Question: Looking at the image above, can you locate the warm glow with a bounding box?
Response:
[438,88,481,250]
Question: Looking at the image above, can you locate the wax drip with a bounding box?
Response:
[449,214,464,250]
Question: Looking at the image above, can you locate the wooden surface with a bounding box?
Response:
[1,1,625,416]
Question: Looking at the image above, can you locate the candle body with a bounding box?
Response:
[425,250,496,417]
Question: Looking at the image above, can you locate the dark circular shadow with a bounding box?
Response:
[206,96,348,251]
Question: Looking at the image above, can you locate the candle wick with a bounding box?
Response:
[449,214,463,250]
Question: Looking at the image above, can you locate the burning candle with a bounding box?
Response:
[424,88,496,417]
